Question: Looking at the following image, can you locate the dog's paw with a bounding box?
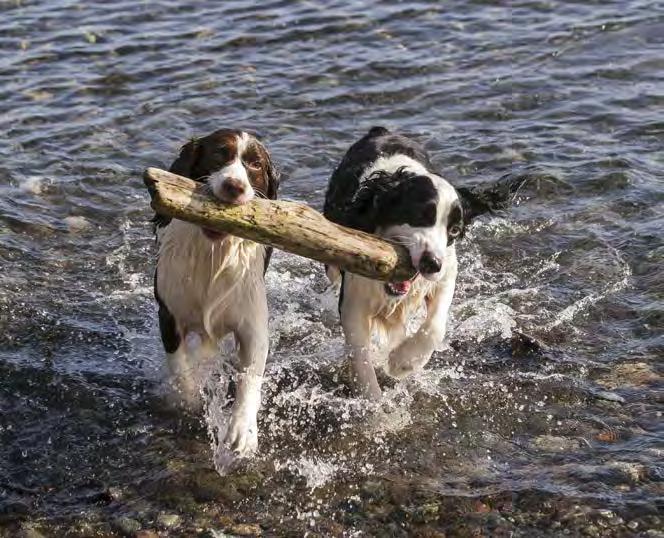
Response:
[386,340,431,379]
[374,367,398,390]
[386,349,414,379]
[224,409,258,458]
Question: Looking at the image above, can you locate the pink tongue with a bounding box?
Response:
[391,280,412,294]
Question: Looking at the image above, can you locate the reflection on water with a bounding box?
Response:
[0,0,662,535]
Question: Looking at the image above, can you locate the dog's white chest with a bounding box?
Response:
[156,220,263,338]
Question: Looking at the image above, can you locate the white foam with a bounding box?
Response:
[454,301,517,341]
[19,175,47,194]
[189,215,635,480]
[545,241,631,329]
[274,455,343,490]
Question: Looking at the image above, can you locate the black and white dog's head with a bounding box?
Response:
[347,160,464,293]
[325,127,522,297]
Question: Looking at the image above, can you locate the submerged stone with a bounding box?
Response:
[156,513,181,529]
[112,516,141,535]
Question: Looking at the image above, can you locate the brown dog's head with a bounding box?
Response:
[170,129,279,203]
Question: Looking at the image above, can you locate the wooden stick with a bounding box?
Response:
[143,167,416,281]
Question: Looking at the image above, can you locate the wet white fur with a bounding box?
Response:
[156,219,268,456]
[332,154,460,399]
[208,132,255,204]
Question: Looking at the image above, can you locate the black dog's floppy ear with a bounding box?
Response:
[346,175,383,233]
[457,173,529,226]
[457,186,497,226]
[169,138,199,179]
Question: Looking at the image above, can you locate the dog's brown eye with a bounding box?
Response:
[244,159,262,170]
[448,224,461,237]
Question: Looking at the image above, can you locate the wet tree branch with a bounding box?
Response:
[143,167,416,282]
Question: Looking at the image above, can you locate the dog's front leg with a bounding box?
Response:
[166,332,218,410]
[224,296,269,457]
[341,306,382,401]
[387,268,457,378]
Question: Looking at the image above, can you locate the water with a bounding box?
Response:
[1,0,662,535]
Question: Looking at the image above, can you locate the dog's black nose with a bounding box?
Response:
[418,251,442,274]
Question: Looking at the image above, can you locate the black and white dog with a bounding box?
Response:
[324,126,508,399]
[153,129,279,456]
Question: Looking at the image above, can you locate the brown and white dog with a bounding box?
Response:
[153,129,279,456]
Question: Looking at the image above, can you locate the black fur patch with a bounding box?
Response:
[367,126,390,137]
[324,126,435,230]
[151,212,172,230]
[446,202,464,244]
[347,168,438,233]
[338,271,346,315]
[154,270,180,353]
[456,173,530,225]
[263,247,273,275]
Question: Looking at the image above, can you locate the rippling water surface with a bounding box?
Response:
[1,1,662,536]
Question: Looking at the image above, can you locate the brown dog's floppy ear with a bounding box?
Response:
[169,138,199,179]
[266,162,280,200]
[260,146,280,200]
[152,137,200,230]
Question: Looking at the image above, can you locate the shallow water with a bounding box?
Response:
[1,0,662,536]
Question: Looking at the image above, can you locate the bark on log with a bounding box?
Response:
[143,167,416,282]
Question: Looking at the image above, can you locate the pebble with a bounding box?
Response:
[627,521,639,530]
[598,362,659,389]
[594,390,626,403]
[157,513,181,528]
[532,435,580,451]
[614,462,648,483]
[135,531,159,538]
[473,500,491,513]
[608,516,624,526]
[112,516,141,535]
[582,524,601,537]
[66,521,96,537]
[189,470,242,503]
[361,480,384,497]
[413,502,440,523]
[199,532,233,538]
[645,531,664,538]
[65,216,90,233]
[17,524,46,538]
[24,90,54,102]
[229,523,262,536]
